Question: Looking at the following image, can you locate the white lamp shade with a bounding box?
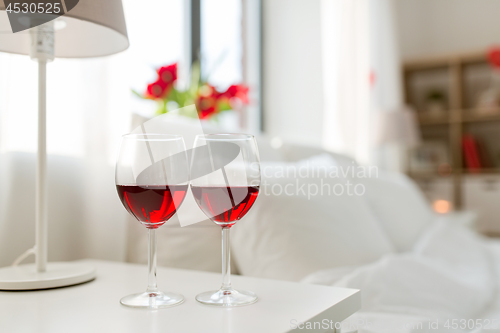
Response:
[374,107,421,148]
[0,0,129,58]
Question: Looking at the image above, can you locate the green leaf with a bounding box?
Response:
[131,89,145,99]
[190,62,201,95]
[155,99,167,115]
[178,104,199,118]
[175,90,188,107]
[218,100,232,112]
[166,87,177,102]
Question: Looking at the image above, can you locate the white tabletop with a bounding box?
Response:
[0,260,360,333]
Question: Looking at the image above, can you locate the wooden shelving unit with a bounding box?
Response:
[403,51,500,209]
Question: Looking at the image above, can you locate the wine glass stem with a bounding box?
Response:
[221,227,231,291]
[147,228,158,293]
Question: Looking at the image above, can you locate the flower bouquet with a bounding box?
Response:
[133,62,249,120]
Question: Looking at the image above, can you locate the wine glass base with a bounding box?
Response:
[120,291,184,309]
[196,288,258,307]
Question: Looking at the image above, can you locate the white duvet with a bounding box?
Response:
[302,219,500,333]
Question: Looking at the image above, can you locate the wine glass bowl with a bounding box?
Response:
[191,185,259,228]
[115,133,188,309]
[116,184,188,229]
[190,133,261,307]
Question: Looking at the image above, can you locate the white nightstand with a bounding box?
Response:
[0,260,360,333]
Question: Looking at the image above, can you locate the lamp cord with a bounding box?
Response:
[11,247,36,267]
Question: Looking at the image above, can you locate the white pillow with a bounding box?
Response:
[362,172,436,252]
[280,142,357,167]
[231,157,395,282]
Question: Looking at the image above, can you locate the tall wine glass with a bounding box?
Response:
[115,133,188,309]
[191,134,261,307]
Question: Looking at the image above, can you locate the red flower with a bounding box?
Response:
[196,84,221,119]
[488,47,500,69]
[145,78,169,99]
[198,97,217,119]
[157,63,178,85]
[144,63,177,99]
[221,84,249,104]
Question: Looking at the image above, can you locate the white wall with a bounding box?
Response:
[262,0,324,146]
[261,0,500,147]
[395,0,500,60]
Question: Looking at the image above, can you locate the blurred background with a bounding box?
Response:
[1,0,500,266]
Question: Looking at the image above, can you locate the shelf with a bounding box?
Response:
[460,168,500,174]
[410,168,500,178]
[418,114,450,126]
[408,170,454,178]
[404,50,498,210]
[417,109,500,125]
[462,110,500,123]
[403,51,486,71]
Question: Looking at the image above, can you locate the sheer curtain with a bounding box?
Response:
[321,0,371,164]
[321,0,402,166]
[0,0,188,267]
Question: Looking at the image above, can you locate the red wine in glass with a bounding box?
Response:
[191,133,261,307]
[191,186,259,227]
[116,133,188,309]
[116,184,188,229]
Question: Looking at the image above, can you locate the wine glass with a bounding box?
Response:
[115,133,189,309]
[190,134,261,307]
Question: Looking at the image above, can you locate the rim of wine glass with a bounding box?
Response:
[121,133,184,142]
[195,133,256,141]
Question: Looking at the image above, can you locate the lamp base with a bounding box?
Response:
[0,262,96,291]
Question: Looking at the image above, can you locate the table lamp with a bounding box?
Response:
[374,107,421,147]
[373,106,421,172]
[0,1,129,290]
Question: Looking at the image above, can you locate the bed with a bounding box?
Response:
[124,119,500,332]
